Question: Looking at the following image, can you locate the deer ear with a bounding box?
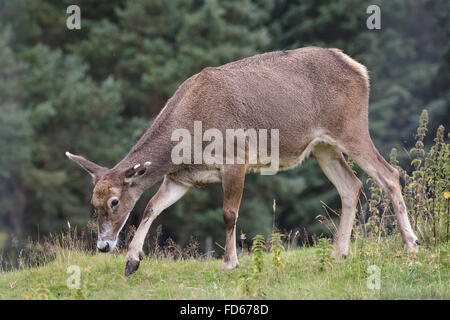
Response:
[65,151,107,183]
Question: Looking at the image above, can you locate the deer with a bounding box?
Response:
[66,47,420,276]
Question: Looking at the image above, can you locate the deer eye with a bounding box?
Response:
[110,198,119,209]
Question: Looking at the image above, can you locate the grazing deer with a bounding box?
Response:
[66,47,420,276]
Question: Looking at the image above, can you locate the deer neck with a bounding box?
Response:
[114,123,175,189]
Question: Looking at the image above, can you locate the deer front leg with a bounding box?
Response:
[124,177,189,276]
[221,164,246,271]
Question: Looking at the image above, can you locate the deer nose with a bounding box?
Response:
[97,241,110,252]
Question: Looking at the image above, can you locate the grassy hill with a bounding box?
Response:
[0,238,448,300]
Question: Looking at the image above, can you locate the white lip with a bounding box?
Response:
[97,239,116,252]
[97,212,131,252]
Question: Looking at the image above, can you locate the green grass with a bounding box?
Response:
[0,238,448,300]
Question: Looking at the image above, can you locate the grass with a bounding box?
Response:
[1,109,447,300]
[0,237,448,300]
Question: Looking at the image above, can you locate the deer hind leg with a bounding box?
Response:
[220,164,246,271]
[313,143,362,258]
[348,137,419,253]
[124,176,190,276]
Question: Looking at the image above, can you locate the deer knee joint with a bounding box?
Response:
[223,210,237,229]
[143,203,156,218]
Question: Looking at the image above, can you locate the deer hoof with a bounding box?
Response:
[220,260,239,271]
[405,240,420,253]
[331,250,347,260]
[124,260,140,276]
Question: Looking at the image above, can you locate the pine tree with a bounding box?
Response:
[0,28,31,239]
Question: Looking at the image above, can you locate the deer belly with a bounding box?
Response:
[170,167,222,188]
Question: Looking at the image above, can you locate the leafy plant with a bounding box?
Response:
[401,110,449,245]
[315,237,333,272]
[251,235,266,274]
[270,232,285,273]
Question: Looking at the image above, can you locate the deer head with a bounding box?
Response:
[65,151,151,252]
